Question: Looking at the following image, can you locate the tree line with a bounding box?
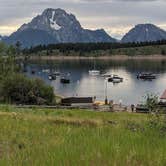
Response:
[23,40,166,54]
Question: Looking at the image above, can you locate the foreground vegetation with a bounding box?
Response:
[0,105,165,165]
[0,42,55,105]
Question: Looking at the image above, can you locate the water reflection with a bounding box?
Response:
[26,59,166,105]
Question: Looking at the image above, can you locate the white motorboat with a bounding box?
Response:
[89,70,100,76]
[101,73,112,77]
[89,61,100,76]
[42,69,50,73]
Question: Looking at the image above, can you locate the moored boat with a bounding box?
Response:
[42,69,50,73]
[60,77,70,84]
[89,60,100,76]
[137,73,156,80]
[31,70,36,74]
[89,70,100,76]
[53,71,60,76]
[108,75,123,83]
[48,74,56,80]
[101,73,112,77]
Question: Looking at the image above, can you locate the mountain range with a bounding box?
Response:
[2,8,166,47]
[3,8,116,47]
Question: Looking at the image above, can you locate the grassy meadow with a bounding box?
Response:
[0,105,165,166]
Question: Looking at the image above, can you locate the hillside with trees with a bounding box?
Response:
[23,40,166,57]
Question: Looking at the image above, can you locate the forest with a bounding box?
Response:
[22,40,166,56]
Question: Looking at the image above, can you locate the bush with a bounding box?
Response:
[144,93,159,113]
[0,74,55,105]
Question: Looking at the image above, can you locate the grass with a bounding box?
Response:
[0,105,165,166]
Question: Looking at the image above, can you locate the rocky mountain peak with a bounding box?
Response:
[19,8,81,33]
[122,23,166,43]
[4,8,116,47]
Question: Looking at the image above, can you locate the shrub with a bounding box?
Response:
[144,93,159,113]
[0,74,55,105]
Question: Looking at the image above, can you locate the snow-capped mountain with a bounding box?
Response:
[4,8,116,47]
[121,24,166,43]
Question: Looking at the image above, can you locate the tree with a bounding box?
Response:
[0,74,55,105]
[0,42,7,56]
[144,94,159,113]
[15,41,22,56]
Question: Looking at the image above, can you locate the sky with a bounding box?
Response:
[0,0,166,39]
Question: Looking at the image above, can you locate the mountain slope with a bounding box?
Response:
[121,24,166,43]
[4,8,116,47]
[5,29,57,48]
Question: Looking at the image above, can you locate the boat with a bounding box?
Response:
[112,79,122,84]
[31,70,36,74]
[89,61,100,76]
[136,104,149,113]
[53,71,60,76]
[108,75,123,83]
[48,74,56,81]
[42,69,50,73]
[101,73,112,78]
[89,70,100,76]
[60,77,70,84]
[137,73,156,80]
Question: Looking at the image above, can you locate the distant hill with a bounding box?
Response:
[121,24,166,43]
[4,8,116,47]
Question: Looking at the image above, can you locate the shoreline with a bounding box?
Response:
[29,55,166,60]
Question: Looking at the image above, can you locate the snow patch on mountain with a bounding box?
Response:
[49,11,61,30]
[4,8,116,47]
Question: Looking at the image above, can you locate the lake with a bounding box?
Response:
[26,59,166,105]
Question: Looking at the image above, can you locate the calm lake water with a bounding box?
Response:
[26,59,166,105]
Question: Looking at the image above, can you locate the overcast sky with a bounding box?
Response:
[0,0,166,39]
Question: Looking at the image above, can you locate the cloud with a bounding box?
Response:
[79,0,160,2]
[0,0,165,39]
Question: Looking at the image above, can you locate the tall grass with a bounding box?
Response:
[0,105,165,165]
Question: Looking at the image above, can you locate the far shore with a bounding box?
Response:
[29,54,166,60]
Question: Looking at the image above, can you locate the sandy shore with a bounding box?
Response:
[29,55,166,61]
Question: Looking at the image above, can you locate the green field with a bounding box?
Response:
[0,105,165,166]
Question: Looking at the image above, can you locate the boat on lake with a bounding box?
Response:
[53,71,60,76]
[42,69,50,73]
[101,73,112,77]
[48,74,56,81]
[31,70,36,74]
[89,70,100,76]
[89,61,100,76]
[60,77,70,84]
[137,73,156,80]
[108,75,123,83]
